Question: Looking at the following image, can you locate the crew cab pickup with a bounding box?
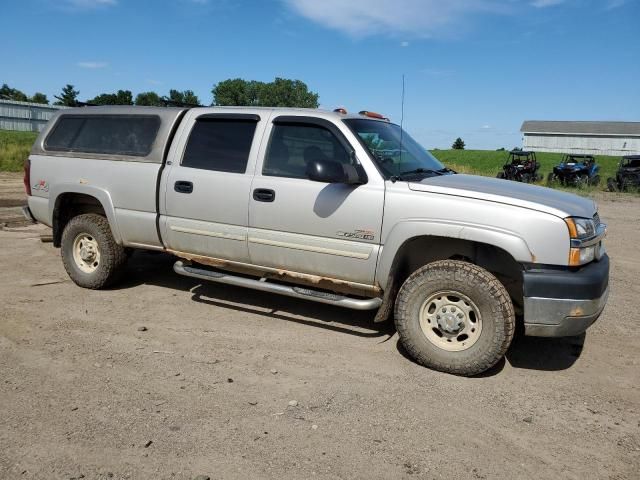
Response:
[23,106,610,375]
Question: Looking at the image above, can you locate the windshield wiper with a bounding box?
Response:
[390,168,443,182]
[437,167,456,174]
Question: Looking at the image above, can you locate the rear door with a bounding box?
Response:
[247,114,385,285]
[160,111,265,263]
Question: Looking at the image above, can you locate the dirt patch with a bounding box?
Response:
[0,175,638,479]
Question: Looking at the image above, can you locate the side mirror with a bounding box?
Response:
[306,159,366,185]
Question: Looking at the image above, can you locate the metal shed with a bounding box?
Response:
[0,99,69,132]
[521,120,640,157]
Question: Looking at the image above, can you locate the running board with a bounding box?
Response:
[173,261,382,311]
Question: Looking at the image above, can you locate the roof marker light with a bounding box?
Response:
[333,108,348,114]
[359,110,390,121]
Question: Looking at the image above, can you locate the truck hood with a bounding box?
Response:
[409,174,596,218]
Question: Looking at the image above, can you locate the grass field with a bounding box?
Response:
[0,130,37,172]
[432,149,620,181]
[430,149,628,194]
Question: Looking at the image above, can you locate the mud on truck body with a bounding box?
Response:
[23,106,610,376]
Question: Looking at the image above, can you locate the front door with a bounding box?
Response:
[248,115,384,285]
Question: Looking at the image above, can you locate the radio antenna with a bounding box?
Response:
[399,74,405,164]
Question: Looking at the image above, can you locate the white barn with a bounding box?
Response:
[0,99,68,133]
[521,121,640,157]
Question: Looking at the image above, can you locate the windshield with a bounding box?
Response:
[344,119,446,180]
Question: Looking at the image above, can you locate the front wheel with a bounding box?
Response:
[61,213,127,289]
[576,174,589,188]
[394,260,515,376]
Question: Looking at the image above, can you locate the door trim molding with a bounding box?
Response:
[248,236,371,259]
[169,225,246,242]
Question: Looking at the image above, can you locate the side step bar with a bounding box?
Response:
[173,261,382,311]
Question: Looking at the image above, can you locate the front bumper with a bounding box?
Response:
[523,255,609,337]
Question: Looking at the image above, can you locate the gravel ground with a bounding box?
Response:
[0,172,638,479]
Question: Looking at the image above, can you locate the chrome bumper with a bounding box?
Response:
[523,286,609,337]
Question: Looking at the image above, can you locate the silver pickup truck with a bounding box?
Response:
[23,106,609,375]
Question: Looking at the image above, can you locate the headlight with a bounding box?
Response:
[564,217,596,239]
[565,217,600,266]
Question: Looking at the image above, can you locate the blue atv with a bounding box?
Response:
[547,154,601,187]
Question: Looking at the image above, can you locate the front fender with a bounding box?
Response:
[375,220,534,289]
[49,183,122,244]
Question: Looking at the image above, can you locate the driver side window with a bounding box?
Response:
[263,123,352,179]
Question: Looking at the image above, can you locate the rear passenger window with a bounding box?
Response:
[181,119,257,173]
[45,115,160,156]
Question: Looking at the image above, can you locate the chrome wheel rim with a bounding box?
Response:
[72,233,100,274]
[419,290,482,352]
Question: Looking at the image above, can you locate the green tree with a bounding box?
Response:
[260,78,319,108]
[211,78,261,106]
[211,77,319,108]
[167,89,200,106]
[135,91,163,106]
[452,137,466,150]
[0,83,28,102]
[88,90,133,105]
[54,84,80,106]
[29,92,49,104]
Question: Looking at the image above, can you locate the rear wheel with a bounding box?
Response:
[590,175,601,186]
[394,260,515,376]
[61,213,127,289]
[547,172,557,185]
[606,178,618,192]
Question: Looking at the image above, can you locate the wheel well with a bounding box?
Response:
[52,193,106,247]
[386,236,523,311]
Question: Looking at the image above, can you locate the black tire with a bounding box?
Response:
[606,178,618,192]
[61,213,127,289]
[577,174,589,188]
[394,260,515,376]
[496,172,505,179]
[620,178,631,192]
[590,175,601,186]
[547,172,557,185]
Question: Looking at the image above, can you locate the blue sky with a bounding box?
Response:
[3,0,639,149]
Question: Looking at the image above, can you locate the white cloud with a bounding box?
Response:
[77,61,109,69]
[400,41,410,47]
[66,0,117,8]
[605,0,627,9]
[283,0,510,38]
[481,125,492,129]
[530,0,564,7]
[422,68,454,77]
